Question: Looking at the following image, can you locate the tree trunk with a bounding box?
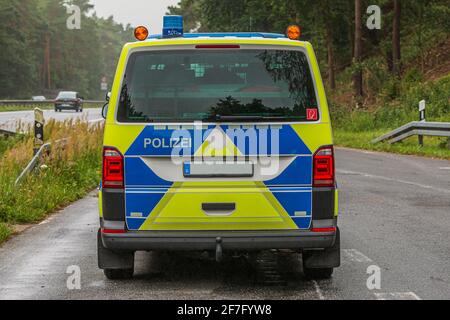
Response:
[353,0,363,101]
[326,26,336,90]
[392,0,401,75]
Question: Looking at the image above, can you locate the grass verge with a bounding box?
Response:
[0,119,103,245]
[334,130,450,160]
[331,73,450,159]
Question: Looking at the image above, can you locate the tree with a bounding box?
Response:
[167,0,202,32]
[392,0,401,75]
[353,0,363,102]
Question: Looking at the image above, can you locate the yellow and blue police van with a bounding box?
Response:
[98,16,340,280]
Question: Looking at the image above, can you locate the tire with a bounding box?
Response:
[103,268,134,280]
[303,267,333,280]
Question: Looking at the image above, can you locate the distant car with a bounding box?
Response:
[32,96,46,101]
[54,91,83,112]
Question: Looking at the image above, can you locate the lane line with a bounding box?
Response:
[337,169,450,194]
[342,249,373,263]
[312,280,325,300]
[374,292,421,300]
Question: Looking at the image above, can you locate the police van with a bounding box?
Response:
[98,16,340,280]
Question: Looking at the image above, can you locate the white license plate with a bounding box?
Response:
[183,161,254,177]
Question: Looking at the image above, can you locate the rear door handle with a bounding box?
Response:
[202,203,236,212]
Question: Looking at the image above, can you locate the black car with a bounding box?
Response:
[54,91,83,112]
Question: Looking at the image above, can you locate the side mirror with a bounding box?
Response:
[105,91,111,102]
[101,102,108,119]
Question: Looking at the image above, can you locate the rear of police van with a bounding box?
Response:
[98,17,340,280]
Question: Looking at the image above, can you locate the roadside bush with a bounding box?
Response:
[0,119,103,242]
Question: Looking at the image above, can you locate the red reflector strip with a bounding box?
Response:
[195,45,240,49]
[101,228,126,234]
[311,227,336,233]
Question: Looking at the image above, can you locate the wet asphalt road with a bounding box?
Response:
[0,108,103,131]
[0,148,449,300]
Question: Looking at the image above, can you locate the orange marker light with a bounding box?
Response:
[286,25,301,40]
[134,26,149,41]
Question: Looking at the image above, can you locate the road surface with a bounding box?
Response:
[0,108,103,132]
[0,148,449,300]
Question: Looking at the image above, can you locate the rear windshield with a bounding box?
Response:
[57,92,77,99]
[117,49,319,123]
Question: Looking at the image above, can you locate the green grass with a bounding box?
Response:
[334,129,450,159]
[0,120,103,245]
[0,223,11,245]
[0,135,23,157]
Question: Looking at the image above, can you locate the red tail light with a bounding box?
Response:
[101,228,126,234]
[313,146,335,187]
[311,227,336,233]
[102,147,124,189]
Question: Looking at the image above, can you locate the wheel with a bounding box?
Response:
[303,267,333,280]
[103,268,134,280]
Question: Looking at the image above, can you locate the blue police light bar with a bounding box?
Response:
[163,15,184,38]
[148,32,286,39]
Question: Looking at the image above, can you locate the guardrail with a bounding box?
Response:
[0,100,103,105]
[372,121,450,145]
[14,138,68,186]
[0,128,18,137]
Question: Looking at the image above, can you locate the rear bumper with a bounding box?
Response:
[101,229,337,251]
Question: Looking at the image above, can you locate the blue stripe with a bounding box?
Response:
[124,157,172,187]
[264,157,312,186]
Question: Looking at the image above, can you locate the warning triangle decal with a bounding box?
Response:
[194,126,243,157]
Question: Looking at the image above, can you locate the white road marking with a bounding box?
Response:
[342,249,373,263]
[312,280,325,300]
[374,292,421,300]
[439,167,450,170]
[337,169,450,194]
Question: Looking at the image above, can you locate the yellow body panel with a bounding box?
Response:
[139,181,298,231]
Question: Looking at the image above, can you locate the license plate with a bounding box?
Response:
[183,161,254,177]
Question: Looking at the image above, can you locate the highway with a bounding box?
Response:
[0,108,103,131]
[0,146,449,300]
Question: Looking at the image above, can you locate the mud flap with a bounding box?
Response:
[303,228,340,269]
[97,229,134,270]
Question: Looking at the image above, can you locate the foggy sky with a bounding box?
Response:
[89,0,180,33]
